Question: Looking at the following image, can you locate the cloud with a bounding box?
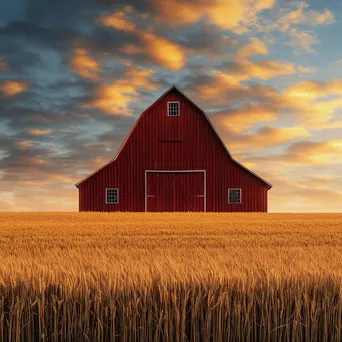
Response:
[276,2,334,32]
[191,59,304,106]
[286,28,318,54]
[173,24,237,58]
[120,44,143,54]
[101,10,187,71]
[206,77,342,132]
[259,2,335,33]
[254,2,335,55]
[139,32,186,71]
[240,139,342,165]
[70,49,101,80]
[297,65,317,74]
[0,183,78,211]
[97,2,333,72]
[0,57,9,71]
[281,78,342,127]
[84,63,159,115]
[227,126,311,149]
[285,140,342,164]
[93,156,109,167]
[0,80,28,96]
[0,41,43,75]
[207,58,313,91]
[0,118,136,211]
[285,79,342,99]
[112,19,237,63]
[0,0,341,213]
[101,10,136,33]
[313,10,335,25]
[261,170,342,213]
[237,37,268,58]
[15,141,35,150]
[229,60,298,80]
[150,0,275,31]
[211,104,278,133]
[194,80,278,109]
[27,128,52,135]
[269,179,342,213]
[24,156,47,166]
[296,175,340,189]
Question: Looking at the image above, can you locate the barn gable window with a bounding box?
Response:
[167,101,180,116]
[106,188,119,204]
[228,189,241,204]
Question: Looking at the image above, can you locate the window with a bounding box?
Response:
[106,188,119,204]
[228,189,241,204]
[168,101,180,116]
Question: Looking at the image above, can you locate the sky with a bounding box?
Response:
[0,0,342,212]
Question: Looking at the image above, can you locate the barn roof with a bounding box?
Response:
[75,85,272,189]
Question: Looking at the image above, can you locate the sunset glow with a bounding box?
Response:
[1,0,341,212]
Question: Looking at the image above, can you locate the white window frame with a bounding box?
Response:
[167,101,180,116]
[106,188,119,204]
[228,188,241,204]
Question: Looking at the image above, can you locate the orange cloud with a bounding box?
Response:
[268,176,342,213]
[51,174,80,184]
[101,11,136,32]
[140,32,186,71]
[93,156,108,167]
[281,78,342,127]
[314,11,335,25]
[285,79,342,99]
[244,139,342,165]
[286,140,342,164]
[205,76,342,132]
[194,80,243,103]
[101,10,186,71]
[297,65,317,74]
[23,156,47,166]
[195,61,299,103]
[237,38,268,58]
[296,175,338,189]
[120,45,144,54]
[211,105,278,133]
[27,128,52,135]
[71,49,101,80]
[234,60,297,80]
[0,57,9,71]
[16,141,34,150]
[0,185,78,212]
[151,0,275,31]
[286,97,342,127]
[85,64,158,115]
[228,126,311,148]
[0,80,28,96]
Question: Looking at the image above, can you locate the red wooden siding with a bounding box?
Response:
[146,171,205,212]
[77,86,271,212]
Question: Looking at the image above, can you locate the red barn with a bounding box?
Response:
[75,85,272,212]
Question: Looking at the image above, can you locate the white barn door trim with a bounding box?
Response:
[144,170,206,212]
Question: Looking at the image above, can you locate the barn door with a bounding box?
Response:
[146,171,205,212]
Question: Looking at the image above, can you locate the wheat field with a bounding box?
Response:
[0,213,342,341]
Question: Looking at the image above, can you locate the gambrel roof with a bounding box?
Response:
[75,85,272,189]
